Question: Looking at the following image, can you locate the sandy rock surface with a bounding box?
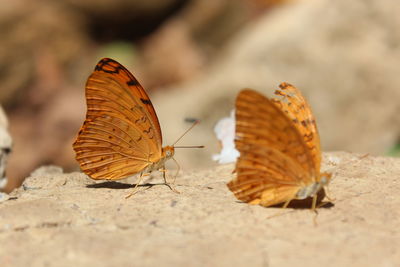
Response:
[0,152,399,267]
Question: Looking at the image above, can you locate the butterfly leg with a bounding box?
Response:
[125,172,150,199]
[311,194,320,226]
[311,194,318,211]
[159,167,180,194]
[266,199,293,219]
[171,157,181,184]
[324,185,336,202]
[282,199,292,209]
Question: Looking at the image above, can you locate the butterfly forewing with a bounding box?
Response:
[88,58,162,148]
[235,89,316,176]
[228,88,318,206]
[73,58,163,180]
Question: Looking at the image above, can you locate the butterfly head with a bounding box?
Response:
[162,146,175,159]
[319,172,332,186]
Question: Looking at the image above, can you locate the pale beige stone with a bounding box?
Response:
[0,152,399,266]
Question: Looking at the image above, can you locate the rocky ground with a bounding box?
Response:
[1,152,399,267]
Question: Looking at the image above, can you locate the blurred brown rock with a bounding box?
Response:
[138,0,255,88]
[65,0,183,14]
[0,0,89,105]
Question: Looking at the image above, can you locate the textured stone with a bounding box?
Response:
[0,152,399,266]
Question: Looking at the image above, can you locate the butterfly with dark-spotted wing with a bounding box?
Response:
[227,83,331,210]
[73,58,202,193]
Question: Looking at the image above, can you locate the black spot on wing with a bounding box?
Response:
[141,98,152,105]
[95,58,113,71]
[279,83,290,89]
[135,116,147,124]
[143,127,154,139]
[303,132,314,142]
[94,58,123,74]
[127,79,140,86]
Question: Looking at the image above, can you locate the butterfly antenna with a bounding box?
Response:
[172,120,204,148]
[174,146,204,148]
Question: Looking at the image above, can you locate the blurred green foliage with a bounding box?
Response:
[387,143,400,157]
[97,41,137,66]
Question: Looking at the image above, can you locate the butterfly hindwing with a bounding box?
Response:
[228,142,307,206]
[271,82,322,174]
[74,116,151,180]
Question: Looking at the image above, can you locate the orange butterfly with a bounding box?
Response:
[227,82,331,210]
[73,58,201,191]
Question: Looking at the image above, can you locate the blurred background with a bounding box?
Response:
[0,0,399,193]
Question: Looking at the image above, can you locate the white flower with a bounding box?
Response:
[212,110,239,164]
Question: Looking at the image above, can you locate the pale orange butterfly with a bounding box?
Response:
[73,58,201,191]
[227,82,331,210]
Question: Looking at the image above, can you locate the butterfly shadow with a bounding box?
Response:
[86,181,156,190]
[85,180,175,191]
[233,188,334,209]
[239,189,335,225]
[272,189,334,209]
